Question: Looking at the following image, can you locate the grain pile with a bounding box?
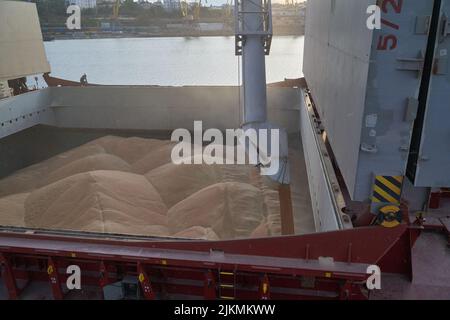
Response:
[0,136,281,240]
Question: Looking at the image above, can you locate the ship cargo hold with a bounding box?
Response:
[0,0,449,300]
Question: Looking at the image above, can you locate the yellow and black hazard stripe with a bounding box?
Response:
[372,176,403,204]
[376,205,403,228]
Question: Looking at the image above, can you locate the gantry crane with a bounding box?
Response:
[180,0,189,17]
[112,0,120,20]
[224,0,232,20]
[194,0,207,20]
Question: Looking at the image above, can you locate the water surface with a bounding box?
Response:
[44,36,305,86]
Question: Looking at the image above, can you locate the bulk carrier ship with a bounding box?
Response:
[0,0,449,300]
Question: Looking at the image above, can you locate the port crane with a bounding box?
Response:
[194,0,206,20]
[180,0,189,17]
[284,0,295,6]
[112,0,121,20]
[179,0,204,20]
[224,0,233,20]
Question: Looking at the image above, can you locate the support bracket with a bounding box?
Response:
[235,0,273,56]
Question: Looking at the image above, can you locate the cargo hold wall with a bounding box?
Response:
[0,86,301,177]
[48,86,301,133]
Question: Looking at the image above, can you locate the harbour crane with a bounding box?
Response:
[112,0,120,20]
[194,0,207,20]
[224,0,232,20]
[180,0,189,17]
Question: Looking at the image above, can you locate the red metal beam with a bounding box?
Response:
[0,224,412,267]
[0,224,418,300]
[203,270,216,300]
[0,253,20,300]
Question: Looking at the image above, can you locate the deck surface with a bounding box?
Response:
[372,231,450,300]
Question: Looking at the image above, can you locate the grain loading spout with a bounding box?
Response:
[234,0,293,235]
[235,0,290,186]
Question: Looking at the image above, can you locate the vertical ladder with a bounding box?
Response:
[218,270,237,300]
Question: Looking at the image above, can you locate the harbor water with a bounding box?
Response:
[43,36,305,86]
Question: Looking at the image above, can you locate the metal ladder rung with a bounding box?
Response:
[218,270,237,300]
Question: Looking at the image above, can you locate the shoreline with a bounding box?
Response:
[43,30,305,41]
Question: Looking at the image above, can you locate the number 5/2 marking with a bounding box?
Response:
[377,34,398,50]
[381,0,403,14]
[376,0,402,50]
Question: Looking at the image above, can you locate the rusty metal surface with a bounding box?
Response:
[278,184,296,235]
